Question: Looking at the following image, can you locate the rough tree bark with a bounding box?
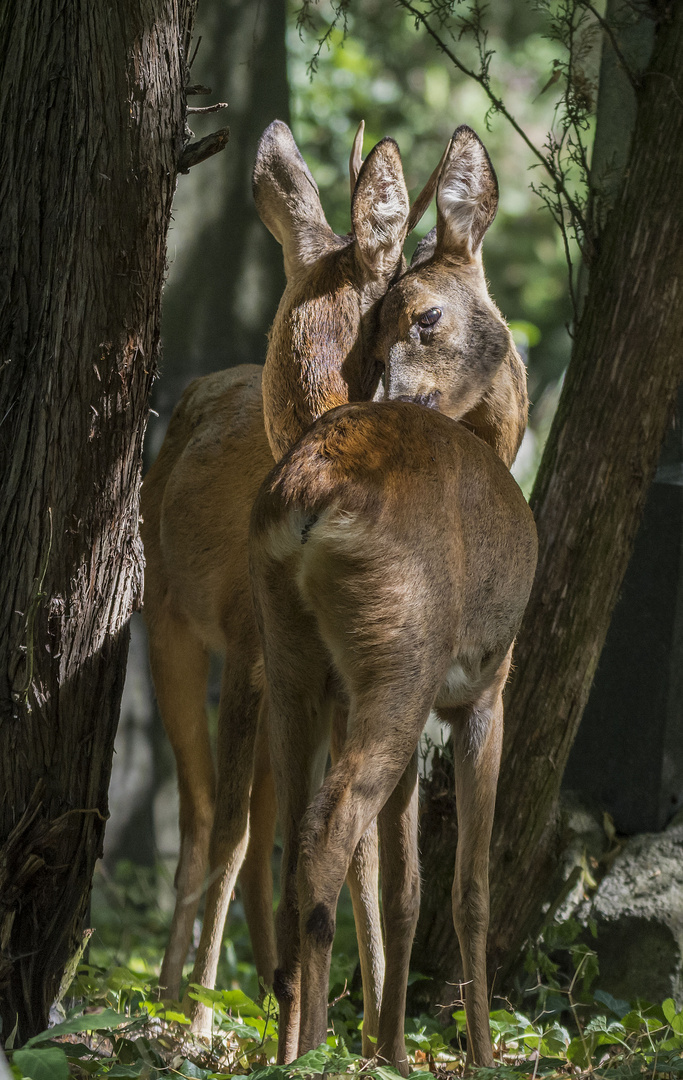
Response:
[0,0,201,1041]
[414,0,683,996]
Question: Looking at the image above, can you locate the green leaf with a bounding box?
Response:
[567,1034,598,1068]
[144,1003,189,1024]
[177,1061,212,1079]
[25,1010,130,1047]
[103,1065,146,1078]
[594,989,630,1018]
[105,967,149,994]
[663,997,683,1033]
[368,1067,407,1080]
[219,988,264,1018]
[220,1019,261,1041]
[288,1046,330,1070]
[404,1030,432,1051]
[13,1047,70,1080]
[186,985,223,1008]
[659,1034,683,1051]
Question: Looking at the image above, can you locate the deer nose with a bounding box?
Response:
[394,391,442,410]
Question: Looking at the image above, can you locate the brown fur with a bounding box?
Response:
[249,128,537,1074]
[142,123,532,1060]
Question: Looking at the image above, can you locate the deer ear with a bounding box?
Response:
[352,137,409,283]
[436,126,498,258]
[252,120,333,277]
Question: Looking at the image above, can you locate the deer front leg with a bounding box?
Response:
[240,694,277,990]
[147,615,214,1000]
[376,751,420,1078]
[185,655,261,1037]
[442,666,507,1069]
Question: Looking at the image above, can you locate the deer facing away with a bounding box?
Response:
[141,121,532,1063]
[248,126,537,1071]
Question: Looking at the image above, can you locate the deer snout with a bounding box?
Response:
[384,347,443,409]
[394,391,442,410]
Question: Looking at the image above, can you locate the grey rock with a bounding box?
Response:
[580,818,683,1006]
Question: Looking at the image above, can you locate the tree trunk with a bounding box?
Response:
[414,0,683,996]
[489,0,683,975]
[0,0,197,1042]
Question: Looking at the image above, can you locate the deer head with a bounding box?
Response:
[378,126,527,467]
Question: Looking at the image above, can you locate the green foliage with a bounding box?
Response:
[9,892,683,1080]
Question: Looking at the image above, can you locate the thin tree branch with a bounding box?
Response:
[395,0,588,239]
[178,127,230,172]
[187,101,228,114]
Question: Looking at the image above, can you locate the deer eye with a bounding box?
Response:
[417,307,441,329]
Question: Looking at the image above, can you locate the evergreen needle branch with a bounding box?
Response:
[396,0,588,239]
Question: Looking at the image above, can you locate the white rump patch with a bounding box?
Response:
[265,509,311,561]
[434,659,477,708]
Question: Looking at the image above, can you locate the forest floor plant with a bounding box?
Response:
[5,864,683,1080]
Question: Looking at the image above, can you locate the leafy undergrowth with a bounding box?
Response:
[7,979,683,1080]
[5,864,683,1080]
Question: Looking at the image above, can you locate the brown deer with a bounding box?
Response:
[249,126,537,1072]
[141,120,445,1040]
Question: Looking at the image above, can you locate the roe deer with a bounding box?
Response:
[249,126,537,1072]
[141,120,445,1040]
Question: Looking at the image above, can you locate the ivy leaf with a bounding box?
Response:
[13,1047,69,1080]
[24,1010,130,1047]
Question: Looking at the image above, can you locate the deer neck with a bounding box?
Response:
[262,243,383,461]
[460,343,528,469]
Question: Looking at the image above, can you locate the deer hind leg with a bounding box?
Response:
[271,685,333,1064]
[375,751,420,1078]
[330,706,384,1057]
[295,686,431,1065]
[440,656,509,1069]
[185,650,262,1037]
[240,692,277,990]
[148,613,213,999]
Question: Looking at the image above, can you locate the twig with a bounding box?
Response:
[187,102,228,115]
[189,35,202,69]
[178,128,230,172]
[328,979,349,1006]
[186,83,211,96]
